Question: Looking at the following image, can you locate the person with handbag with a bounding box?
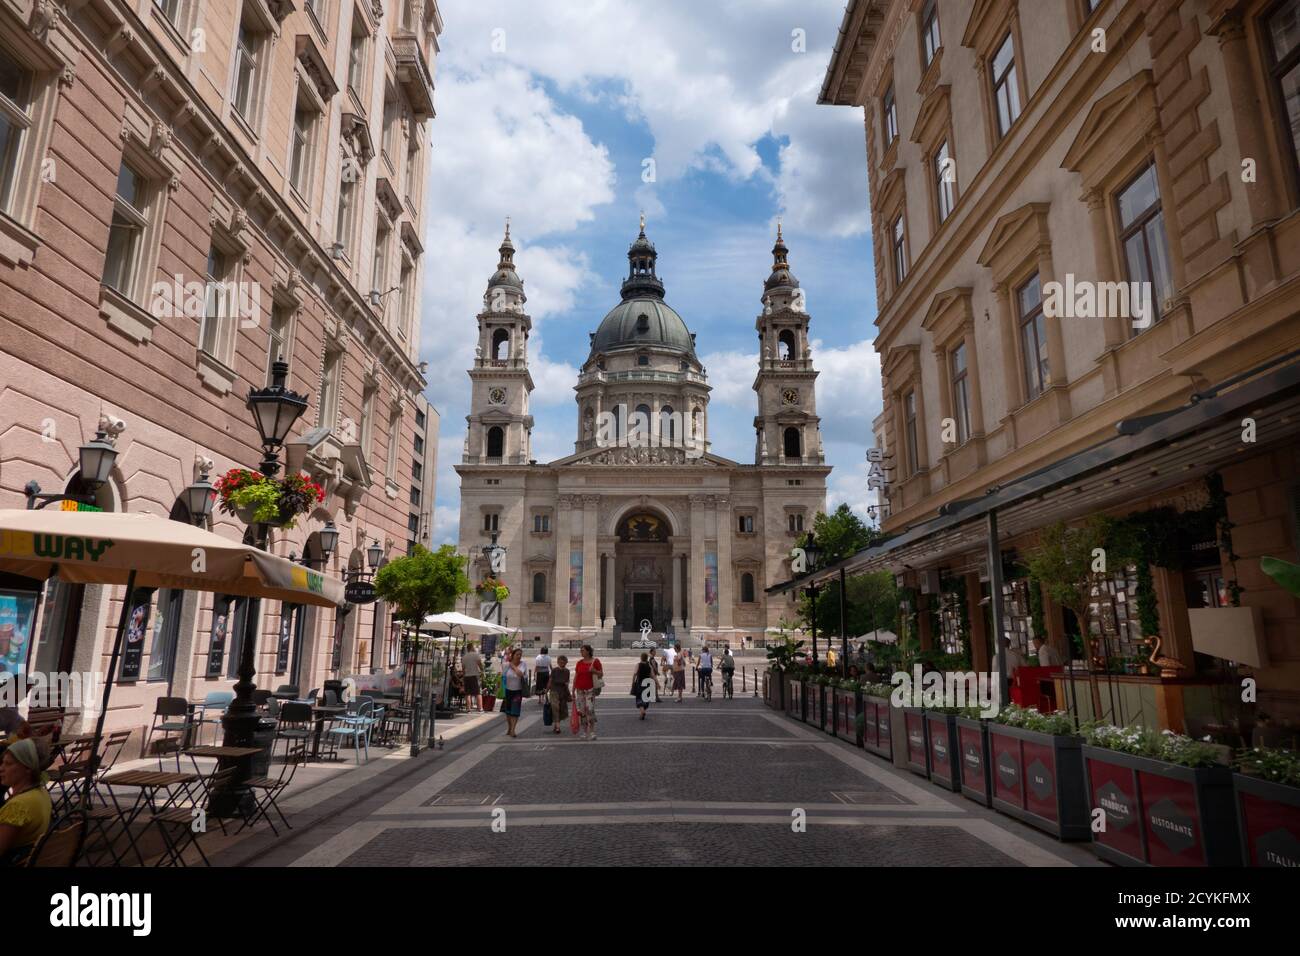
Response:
[671,642,686,702]
[573,644,604,740]
[502,647,528,737]
[548,655,570,735]
[631,652,655,720]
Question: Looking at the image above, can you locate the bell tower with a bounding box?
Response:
[753,225,824,465]
[464,222,535,464]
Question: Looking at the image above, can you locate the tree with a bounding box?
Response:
[811,503,882,563]
[798,505,891,643]
[373,544,471,633]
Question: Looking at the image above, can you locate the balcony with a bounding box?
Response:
[576,368,708,387]
[392,35,435,120]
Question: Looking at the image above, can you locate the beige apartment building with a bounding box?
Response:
[815,0,1300,732]
[0,0,441,747]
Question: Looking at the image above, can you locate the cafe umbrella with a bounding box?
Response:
[0,508,345,802]
[420,611,512,717]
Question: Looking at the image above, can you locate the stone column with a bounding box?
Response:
[553,496,571,630]
[1083,189,1126,350]
[582,495,600,630]
[993,284,1022,441]
[716,496,734,630]
[603,551,615,628]
[689,496,707,635]
[671,551,682,630]
[1211,13,1282,227]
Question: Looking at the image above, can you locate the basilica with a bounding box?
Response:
[455,221,830,646]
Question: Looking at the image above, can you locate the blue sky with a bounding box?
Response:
[419,0,882,544]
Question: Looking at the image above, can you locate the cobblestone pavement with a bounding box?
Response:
[222,683,1102,867]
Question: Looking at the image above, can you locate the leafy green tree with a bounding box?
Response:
[811,503,881,563]
[373,544,471,633]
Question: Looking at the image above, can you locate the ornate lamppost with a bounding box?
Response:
[212,359,307,817]
[24,419,123,510]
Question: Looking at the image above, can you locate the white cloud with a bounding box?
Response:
[698,348,757,404]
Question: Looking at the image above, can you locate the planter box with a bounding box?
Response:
[925,712,961,792]
[1233,774,1300,867]
[860,695,892,759]
[990,724,1089,841]
[955,717,992,807]
[902,707,930,777]
[1082,746,1239,866]
[831,687,856,741]
[806,681,827,730]
[785,676,803,721]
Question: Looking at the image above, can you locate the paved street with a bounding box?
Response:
[216,660,1100,867]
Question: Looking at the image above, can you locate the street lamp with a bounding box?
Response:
[212,360,307,818]
[183,465,215,525]
[319,521,339,564]
[247,359,308,477]
[25,422,123,509]
[367,539,384,571]
[482,532,506,625]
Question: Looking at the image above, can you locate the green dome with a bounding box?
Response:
[591,297,695,356]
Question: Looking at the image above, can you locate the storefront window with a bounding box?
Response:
[1087,564,1145,662]
[938,590,964,655]
[1000,577,1035,655]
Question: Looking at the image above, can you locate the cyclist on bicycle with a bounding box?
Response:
[698,646,714,700]
[720,646,735,698]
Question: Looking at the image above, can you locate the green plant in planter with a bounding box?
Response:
[862,681,893,699]
[1234,745,1300,786]
[992,704,1081,736]
[214,468,324,527]
[1086,724,1226,768]
[766,633,805,673]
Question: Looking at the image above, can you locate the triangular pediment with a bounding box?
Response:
[976,202,1051,282]
[910,84,950,146]
[1062,71,1156,177]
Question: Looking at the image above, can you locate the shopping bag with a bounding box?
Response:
[542,697,553,726]
[570,698,581,734]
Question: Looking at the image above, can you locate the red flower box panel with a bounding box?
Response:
[1233,775,1300,867]
[903,708,929,777]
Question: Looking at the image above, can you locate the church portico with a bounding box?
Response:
[455,221,830,648]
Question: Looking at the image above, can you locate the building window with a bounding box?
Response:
[532,572,547,603]
[289,103,316,198]
[200,243,234,360]
[921,0,940,67]
[934,139,955,222]
[415,408,426,429]
[737,514,754,534]
[372,219,391,297]
[360,382,376,452]
[783,427,801,459]
[155,0,184,26]
[319,347,341,430]
[741,572,756,604]
[637,355,649,366]
[409,485,420,506]
[1116,161,1174,330]
[406,137,421,206]
[0,47,33,216]
[1269,0,1300,184]
[412,460,423,481]
[990,32,1022,138]
[883,84,898,145]
[407,513,419,535]
[533,513,550,533]
[950,342,971,445]
[232,16,264,123]
[483,512,499,533]
[348,14,369,99]
[146,587,184,684]
[381,89,399,168]
[336,165,357,252]
[787,513,804,533]
[386,408,402,482]
[102,162,151,299]
[413,433,424,455]
[266,303,294,383]
[891,214,907,286]
[1017,273,1050,399]
[486,426,504,459]
[904,389,919,476]
[397,259,413,338]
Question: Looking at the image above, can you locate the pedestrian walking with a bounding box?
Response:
[502,647,527,737]
[534,645,552,696]
[647,649,661,694]
[632,652,655,719]
[573,644,604,740]
[548,655,571,735]
[461,642,483,712]
[671,642,686,702]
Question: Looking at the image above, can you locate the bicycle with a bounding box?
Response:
[700,670,712,701]
[721,669,734,699]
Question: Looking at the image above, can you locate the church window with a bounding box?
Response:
[737,514,754,534]
[637,355,649,366]
[632,404,651,444]
[787,513,804,533]
[486,426,504,459]
[532,513,550,533]
[532,572,547,603]
[741,573,755,603]
[660,405,675,444]
[778,330,797,360]
[483,512,499,532]
[492,328,509,360]
[636,313,650,334]
[783,426,801,459]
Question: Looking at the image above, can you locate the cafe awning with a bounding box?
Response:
[0,509,345,608]
[769,351,1300,594]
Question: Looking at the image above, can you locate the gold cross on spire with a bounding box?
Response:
[639,209,645,232]
[776,217,783,241]
[504,216,511,238]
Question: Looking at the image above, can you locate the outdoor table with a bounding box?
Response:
[99,769,200,866]
[310,705,347,760]
[184,745,263,802]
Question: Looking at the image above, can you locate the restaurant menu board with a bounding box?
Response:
[119,592,153,681]
[0,589,39,680]
[276,606,294,674]
[207,598,231,678]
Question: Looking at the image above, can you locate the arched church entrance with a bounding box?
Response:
[613,510,673,633]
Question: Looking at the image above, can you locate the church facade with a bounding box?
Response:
[455,223,830,646]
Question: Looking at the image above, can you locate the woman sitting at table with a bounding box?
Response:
[0,737,53,865]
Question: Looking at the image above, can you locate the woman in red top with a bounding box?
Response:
[572,644,604,740]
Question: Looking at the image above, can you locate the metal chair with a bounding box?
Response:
[145,697,192,769]
[24,813,85,867]
[239,738,305,835]
[324,698,374,763]
[149,767,236,867]
[275,701,314,751]
[251,689,273,710]
[191,691,234,746]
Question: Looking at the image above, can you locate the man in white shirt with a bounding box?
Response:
[461,643,483,712]
[534,646,552,695]
[698,646,714,696]
[1032,637,1063,667]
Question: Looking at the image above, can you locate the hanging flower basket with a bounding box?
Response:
[477,577,509,602]
[215,468,325,529]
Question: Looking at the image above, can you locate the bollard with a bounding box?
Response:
[742,668,746,692]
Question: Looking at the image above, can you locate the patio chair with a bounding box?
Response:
[273,684,299,699]
[46,736,96,816]
[24,813,86,867]
[150,767,237,867]
[146,697,192,769]
[305,688,320,704]
[192,691,234,746]
[239,739,305,835]
[252,689,273,710]
[275,701,314,751]
[324,699,374,763]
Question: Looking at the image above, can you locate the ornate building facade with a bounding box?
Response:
[456,223,830,645]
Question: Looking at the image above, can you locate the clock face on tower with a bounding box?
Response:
[488,387,507,404]
[781,388,799,406]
